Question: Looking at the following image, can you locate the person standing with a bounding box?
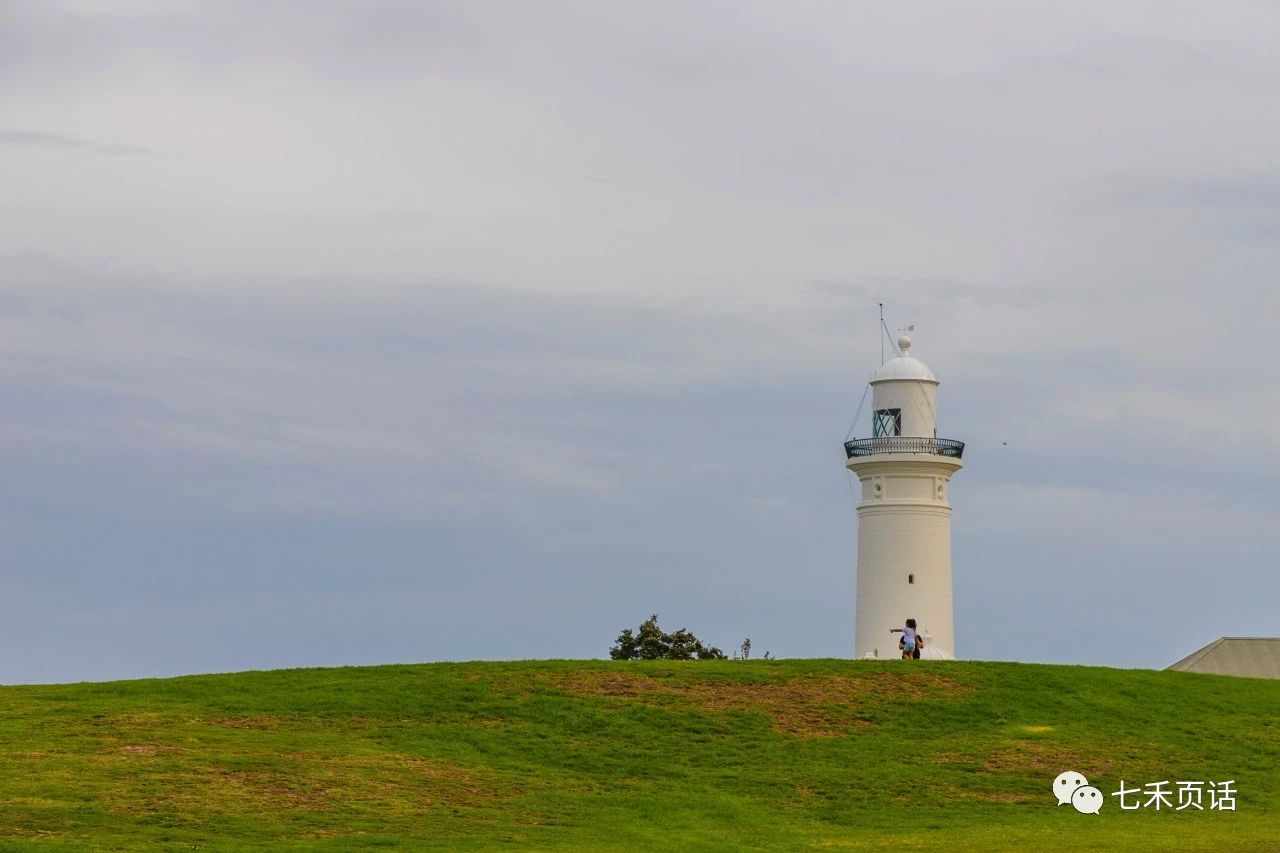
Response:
[890,619,920,660]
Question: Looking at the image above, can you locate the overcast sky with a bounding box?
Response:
[3,1,1278,683]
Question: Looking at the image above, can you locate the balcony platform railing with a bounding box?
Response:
[844,436,965,459]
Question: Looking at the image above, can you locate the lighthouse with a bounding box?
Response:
[845,334,964,660]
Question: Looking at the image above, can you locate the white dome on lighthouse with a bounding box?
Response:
[871,335,938,383]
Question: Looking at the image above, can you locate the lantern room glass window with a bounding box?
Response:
[873,408,902,437]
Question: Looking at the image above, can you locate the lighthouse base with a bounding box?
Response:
[846,453,963,660]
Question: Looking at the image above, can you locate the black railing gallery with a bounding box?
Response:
[843,437,965,459]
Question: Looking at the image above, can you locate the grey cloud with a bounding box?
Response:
[1112,173,1280,210]
[0,130,149,155]
[2,253,1277,681]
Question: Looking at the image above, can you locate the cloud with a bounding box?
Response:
[1113,173,1280,210]
[3,252,1274,532]
[0,129,150,155]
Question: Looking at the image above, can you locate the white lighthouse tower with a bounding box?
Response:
[845,334,964,660]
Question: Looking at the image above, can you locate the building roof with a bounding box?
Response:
[871,335,939,384]
[1167,637,1280,679]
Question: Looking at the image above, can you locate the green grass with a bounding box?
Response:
[0,659,1277,850]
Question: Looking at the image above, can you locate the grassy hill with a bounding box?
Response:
[0,659,1277,851]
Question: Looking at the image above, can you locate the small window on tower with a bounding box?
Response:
[873,408,902,438]
[908,574,914,584]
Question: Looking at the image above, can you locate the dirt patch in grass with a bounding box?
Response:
[211,716,286,730]
[118,743,183,756]
[224,769,333,807]
[549,671,964,738]
[1248,725,1280,743]
[0,827,63,839]
[947,786,1040,804]
[931,740,1116,777]
[982,741,1116,775]
[931,732,1131,783]
[105,753,517,818]
[106,712,165,727]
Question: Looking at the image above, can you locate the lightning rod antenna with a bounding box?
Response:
[879,303,885,365]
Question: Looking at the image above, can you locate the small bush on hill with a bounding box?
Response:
[609,614,726,660]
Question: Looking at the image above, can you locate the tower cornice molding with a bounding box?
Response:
[845,454,964,477]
